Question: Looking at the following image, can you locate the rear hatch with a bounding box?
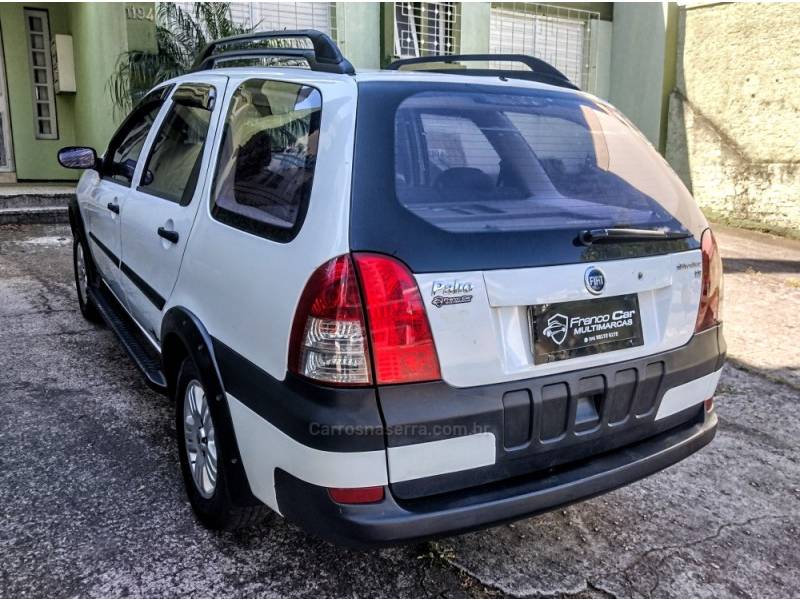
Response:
[351,79,708,497]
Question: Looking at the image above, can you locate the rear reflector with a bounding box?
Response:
[695,228,723,332]
[289,255,372,385]
[705,397,714,412]
[328,486,385,504]
[353,253,441,385]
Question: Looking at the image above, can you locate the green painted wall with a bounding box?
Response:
[460,3,491,54]
[0,3,155,181]
[608,2,675,150]
[337,3,380,69]
[0,2,138,181]
[0,3,77,180]
[69,3,129,154]
[660,1,678,153]
[591,19,613,99]
[125,2,157,53]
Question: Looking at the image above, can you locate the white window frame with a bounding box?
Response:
[0,23,15,171]
[24,8,58,140]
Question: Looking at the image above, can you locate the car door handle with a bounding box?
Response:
[157,227,179,244]
[106,202,120,214]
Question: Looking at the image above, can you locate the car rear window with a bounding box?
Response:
[350,81,704,273]
[395,90,686,233]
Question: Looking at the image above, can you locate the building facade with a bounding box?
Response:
[0,2,158,182]
[0,2,684,185]
[4,2,795,236]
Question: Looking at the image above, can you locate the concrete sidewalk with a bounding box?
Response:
[0,183,74,224]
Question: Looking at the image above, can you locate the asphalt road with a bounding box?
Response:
[0,223,798,598]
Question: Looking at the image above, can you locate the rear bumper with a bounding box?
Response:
[381,326,725,499]
[275,407,717,548]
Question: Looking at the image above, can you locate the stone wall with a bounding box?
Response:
[666,3,800,232]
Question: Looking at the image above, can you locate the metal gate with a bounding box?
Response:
[490,3,599,91]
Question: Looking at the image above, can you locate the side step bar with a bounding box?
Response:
[87,284,168,394]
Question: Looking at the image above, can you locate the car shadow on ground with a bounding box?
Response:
[722,257,800,274]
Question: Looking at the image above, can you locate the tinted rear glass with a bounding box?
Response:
[351,82,704,273]
[395,91,691,233]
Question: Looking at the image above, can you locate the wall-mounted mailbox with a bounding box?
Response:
[51,34,76,93]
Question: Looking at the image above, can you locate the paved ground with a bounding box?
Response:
[712,224,800,389]
[0,223,797,598]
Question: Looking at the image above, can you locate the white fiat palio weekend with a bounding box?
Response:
[58,30,724,547]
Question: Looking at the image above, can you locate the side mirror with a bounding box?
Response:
[115,158,138,182]
[58,146,98,170]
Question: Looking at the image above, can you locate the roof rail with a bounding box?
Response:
[387,54,578,90]
[192,29,355,75]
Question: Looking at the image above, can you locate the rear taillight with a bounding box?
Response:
[695,228,723,332]
[289,253,441,387]
[288,255,372,385]
[353,253,441,385]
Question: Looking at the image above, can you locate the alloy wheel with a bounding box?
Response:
[183,380,218,498]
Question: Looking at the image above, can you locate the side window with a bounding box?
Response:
[211,79,322,242]
[138,85,213,205]
[102,87,170,187]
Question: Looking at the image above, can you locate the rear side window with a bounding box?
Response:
[211,79,322,242]
[139,93,212,205]
[395,90,683,233]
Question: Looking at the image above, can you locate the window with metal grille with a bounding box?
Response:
[489,3,599,91]
[24,9,58,140]
[173,2,339,40]
[394,2,460,58]
[230,2,337,36]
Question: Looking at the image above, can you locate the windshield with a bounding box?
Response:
[395,90,692,234]
[350,81,704,273]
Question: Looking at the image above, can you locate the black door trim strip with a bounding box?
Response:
[121,262,166,311]
[88,232,166,311]
[88,232,119,265]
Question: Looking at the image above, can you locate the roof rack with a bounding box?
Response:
[387,54,578,90]
[192,29,355,75]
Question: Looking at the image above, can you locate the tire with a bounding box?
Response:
[73,236,102,323]
[175,357,269,530]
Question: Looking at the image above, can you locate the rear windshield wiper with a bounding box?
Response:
[579,227,691,246]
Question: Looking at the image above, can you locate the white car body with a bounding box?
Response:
[65,38,725,546]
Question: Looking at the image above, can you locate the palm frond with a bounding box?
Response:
[107,2,254,113]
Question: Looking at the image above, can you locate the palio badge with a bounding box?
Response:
[431,280,474,308]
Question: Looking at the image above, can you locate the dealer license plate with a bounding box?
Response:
[529,294,644,364]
